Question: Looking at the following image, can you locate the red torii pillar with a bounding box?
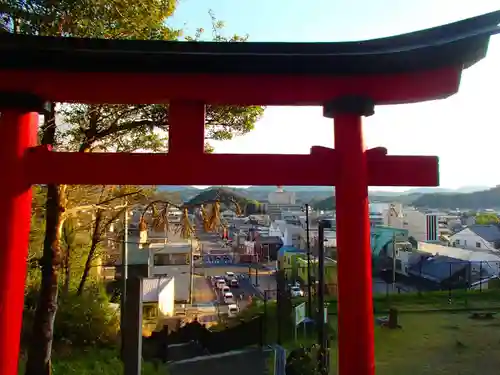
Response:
[324,96,376,375]
[0,96,40,375]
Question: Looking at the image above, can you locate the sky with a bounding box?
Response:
[168,0,500,191]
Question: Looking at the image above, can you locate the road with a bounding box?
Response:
[191,225,269,315]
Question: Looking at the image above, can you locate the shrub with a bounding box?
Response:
[286,345,323,375]
[54,286,120,347]
[23,285,120,349]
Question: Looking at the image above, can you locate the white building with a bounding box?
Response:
[221,209,237,221]
[449,225,500,251]
[269,220,304,247]
[142,276,175,318]
[383,206,440,243]
[148,242,193,303]
[266,186,303,220]
[268,186,296,204]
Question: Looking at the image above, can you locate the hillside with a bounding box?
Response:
[313,192,421,210]
[235,186,334,202]
[312,187,500,211]
[157,186,201,201]
[185,187,261,212]
[412,186,500,209]
[239,186,487,204]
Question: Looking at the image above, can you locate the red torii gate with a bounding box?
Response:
[0,11,499,375]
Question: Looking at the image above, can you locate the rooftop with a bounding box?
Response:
[297,255,336,264]
[467,225,500,242]
[153,241,193,254]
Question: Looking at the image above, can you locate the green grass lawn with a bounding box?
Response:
[251,290,500,374]
[18,349,168,375]
[286,311,500,375]
[372,312,500,375]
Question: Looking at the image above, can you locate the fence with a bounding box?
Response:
[143,315,264,363]
[282,259,500,297]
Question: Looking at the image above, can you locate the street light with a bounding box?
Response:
[302,204,313,318]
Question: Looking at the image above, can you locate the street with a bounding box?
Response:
[191,226,277,316]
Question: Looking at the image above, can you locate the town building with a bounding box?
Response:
[449,224,500,251]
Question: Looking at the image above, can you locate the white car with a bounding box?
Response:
[222,285,231,294]
[228,304,239,317]
[290,286,304,297]
[216,279,226,290]
[223,292,235,304]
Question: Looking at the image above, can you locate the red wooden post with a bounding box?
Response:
[0,105,38,375]
[325,97,375,375]
[168,101,206,155]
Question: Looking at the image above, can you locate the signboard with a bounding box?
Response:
[294,302,306,326]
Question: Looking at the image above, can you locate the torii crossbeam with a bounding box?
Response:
[0,10,499,375]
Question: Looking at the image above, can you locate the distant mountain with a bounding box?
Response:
[157,185,198,191]
[185,187,263,215]
[312,186,500,211]
[157,186,201,201]
[312,194,420,210]
[154,185,496,208]
[245,186,334,193]
[404,186,490,194]
[412,187,500,209]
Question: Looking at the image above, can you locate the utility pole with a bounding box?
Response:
[392,233,397,292]
[388,204,397,292]
[317,219,328,375]
[305,203,312,318]
[189,237,194,304]
[120,203,129,361]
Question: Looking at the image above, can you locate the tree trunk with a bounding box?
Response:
[77,210,103,295]
[24,185,65,375]
[25,104,65,375]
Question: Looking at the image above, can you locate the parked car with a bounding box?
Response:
[223,292,235,304]
[228,304,239,317]
[290,286,304,297]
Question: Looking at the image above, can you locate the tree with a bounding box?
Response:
[475,213,500,225]
[2,3,264,374]
[75,185,154,294]
[60,217,78,294]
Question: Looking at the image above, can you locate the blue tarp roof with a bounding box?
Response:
[408,255,469,283]
[278,246,304,257]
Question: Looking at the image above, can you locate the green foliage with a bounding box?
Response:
[245,200,265,215]
[54,287,120,346]
[186,187,258,210]
[475,213,500,225]
[286,345,322,375]
[1,0,180,38]
[24,286,119,348]
[312,196,336,210]
[18,348,167,375]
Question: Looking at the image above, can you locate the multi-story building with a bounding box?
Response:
[383,205,441,243]
[266,186,303,220]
